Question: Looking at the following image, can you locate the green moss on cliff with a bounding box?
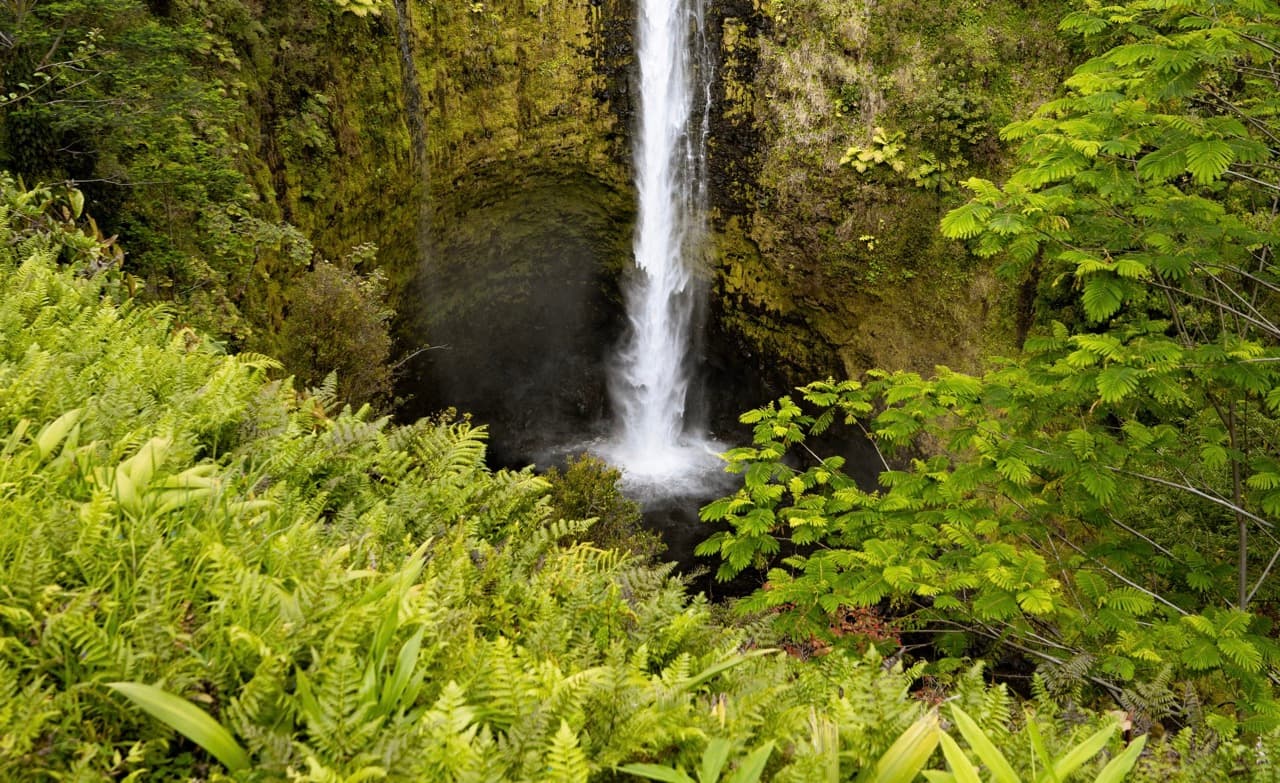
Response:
[0,0,1080,416]
[710,0,1074,378]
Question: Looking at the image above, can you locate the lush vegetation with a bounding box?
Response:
[701,0,1280,762]
[6,0,1280,779]
[0,178,1156,780]
[0,0,403,405]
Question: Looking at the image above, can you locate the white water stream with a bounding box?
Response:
[601,0,724,493]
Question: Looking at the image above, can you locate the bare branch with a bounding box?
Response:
[1050,531,1188,615]
[1246,543,1280,607]
[1109,466,1274,530]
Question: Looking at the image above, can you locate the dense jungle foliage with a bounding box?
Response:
[0,0,405,406]
[0,180,1156,781]
[4,0,1280,780]
[701,0,1280,761]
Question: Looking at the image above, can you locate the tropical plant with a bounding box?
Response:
[1,175,1159,782]
[617,737,775,783]
[271,253,396,409]
[702,0,1280,737]
[931,706,1146,783]
[544,454,665,559]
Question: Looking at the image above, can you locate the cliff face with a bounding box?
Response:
[704,0,1071,386]
[221,0,633,304]
[204,0,635,456]
[6,0,1068,444]
[230,0,1073,452]
[394,0,638,459]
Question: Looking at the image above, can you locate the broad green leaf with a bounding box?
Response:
[698,739,733,783]
[1094,734,1147,783]
[857,711,941,783]
[1026,717,1056,782]
[1045,721,1117,782]
[726,742,775,783]
[378,626,427,715]
[107,682,250,771]
[619,763,696,783]
[938,732,982,783]
[68,187,85,219]
[950,707,1018,783]
[34,408,81,460]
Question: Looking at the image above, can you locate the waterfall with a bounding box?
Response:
[603,0,722,492]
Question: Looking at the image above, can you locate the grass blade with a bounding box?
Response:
[108,682,250,771]
[1093,734,1146,783]
[950,706,1018,783]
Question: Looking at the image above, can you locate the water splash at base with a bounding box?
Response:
[595,435,731,499]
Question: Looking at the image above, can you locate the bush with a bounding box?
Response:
[544,454,666,560]
[275,253,394,409]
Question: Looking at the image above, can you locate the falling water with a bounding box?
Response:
[602,0,724,493]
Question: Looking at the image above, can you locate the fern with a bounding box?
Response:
[544,721,592,783]
[1040,654,1095,703]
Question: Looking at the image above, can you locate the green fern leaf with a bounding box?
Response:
[1096,365,1141,403]
[1081,276,1125,321]
[973,590,1020,620]
[1017,588,1056,616]
[1184,139,1234,183]
[1218,637,1263,673]
[1136,145,1187,181]
[941,202,994,239]
[995,457,1032,485]
[545,721,590,783]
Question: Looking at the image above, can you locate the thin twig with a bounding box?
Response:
[1109,466,1273,530]
[1246,544,1280,607]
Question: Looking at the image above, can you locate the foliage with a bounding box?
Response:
[0,0,409,363]
[272,252,396,410]
[0,0,251,312]
[946,0,1280,639]
[932,705,1146,783]
[0,176,1160,782]
[841,128,908,174]
[619,737,775,783]
[840,85,996,192]
[331,0,385,17]
[704,0,1280,739]
[544,455,665,560]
